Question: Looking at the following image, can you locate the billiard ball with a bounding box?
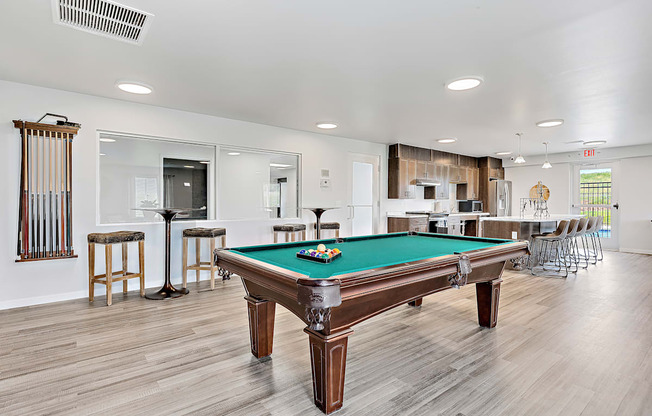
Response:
[317,244,326,252]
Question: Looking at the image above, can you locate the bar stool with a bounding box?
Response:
[182,228,227,290]
[562,219,581,273]
[313,222,340,239]
[573,218,590,269]
[273,224,306,243]
[528,220,570,277]
[88,231,145,306]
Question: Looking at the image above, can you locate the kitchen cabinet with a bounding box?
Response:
[389,158,416,199]
[469,168,479,199]
[416,160,427,179]
[450,166,468,183]
[455,167,480,200]
[426,162,436,180]
[387,216,429,233]
[435,165,450,199]
[389,145,499,201]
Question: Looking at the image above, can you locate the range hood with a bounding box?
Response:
[415,178,441,187]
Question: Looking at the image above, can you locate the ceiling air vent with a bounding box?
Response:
[52,0,154,45]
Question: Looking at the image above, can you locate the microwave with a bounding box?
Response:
[458,200,483,213]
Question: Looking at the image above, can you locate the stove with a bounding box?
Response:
[404,211,449,233]
[405,211,448,219]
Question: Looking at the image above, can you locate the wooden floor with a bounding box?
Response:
[1,251,651,416]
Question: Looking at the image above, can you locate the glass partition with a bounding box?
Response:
[218,147,300,220]
[98,132,215,224]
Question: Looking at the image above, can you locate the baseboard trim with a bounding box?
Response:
[0,279,206,311]
[619,248,652,255]
[0,290,88,311]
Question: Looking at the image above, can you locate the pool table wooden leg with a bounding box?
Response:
[305,328,354,414]
[476,278,502,328]
[407,298,423,307]
[245,296,275,358]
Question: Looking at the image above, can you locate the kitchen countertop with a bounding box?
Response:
[386,213,430,219]
[448,212,490,217]
[387,212,491,219]
[481,214,584,222]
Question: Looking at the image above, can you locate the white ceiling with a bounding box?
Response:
[1,0,651,157]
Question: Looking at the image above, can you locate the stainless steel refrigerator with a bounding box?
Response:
[488,179,512,217]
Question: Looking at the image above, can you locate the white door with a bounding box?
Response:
[572,162,619,250]
[347,154,380,236]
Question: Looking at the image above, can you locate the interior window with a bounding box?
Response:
[218,147,300,220]
[98,132,214,224]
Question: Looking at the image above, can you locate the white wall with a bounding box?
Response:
[0,79,394,309]
[505,157,652,254]
[618,156,652,254]
[505,163,572,216]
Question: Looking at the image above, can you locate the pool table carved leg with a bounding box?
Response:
[476,278,502,328]
[305,328,353,414]
[245,296,275,358]
[407,298,423,307]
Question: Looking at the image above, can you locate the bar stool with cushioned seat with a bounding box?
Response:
[273,224,306,243]
[313,222,340,239]
[182,227,227,290]
[88,231,145,306]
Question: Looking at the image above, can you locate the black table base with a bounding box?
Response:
[139,208,203,300]
[145,284,189,300]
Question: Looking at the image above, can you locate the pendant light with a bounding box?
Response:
[514,133,526,164]
[542,142,552,169]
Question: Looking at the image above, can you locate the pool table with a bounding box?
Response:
[215,232,528,414]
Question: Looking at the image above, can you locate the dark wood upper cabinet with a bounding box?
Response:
[389,144,502,201]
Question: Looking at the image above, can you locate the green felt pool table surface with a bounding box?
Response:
[232,232,510,279]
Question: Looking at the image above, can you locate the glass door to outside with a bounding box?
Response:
[572,162,619,250]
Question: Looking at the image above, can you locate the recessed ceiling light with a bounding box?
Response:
[99,138,116,143]
[316,122,338,129]
[99,153,106,156]
[184,165,195,169]
[116,81,153,95]
[495,151,513,156]
[437,138,457,144]
[227,152,241,156]
[200,161,210,164]
[536,119,564,128]
[270,163,292,168]
[583,140,607,146]
[446,77,483,91]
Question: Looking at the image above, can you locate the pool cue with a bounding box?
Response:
[36,129,41,258]
[54,132,60,256]
[29,129,34,258]
[20,125,27,257]
[17,126,23,257]
[65,133,72,255]
[20,125,28,258]
[41,130,46,257]
[48,130,54,257]
[60,131,66,255]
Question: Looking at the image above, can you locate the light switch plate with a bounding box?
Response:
[511,231,518,239]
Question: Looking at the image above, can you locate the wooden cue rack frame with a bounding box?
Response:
[13,120,80,262]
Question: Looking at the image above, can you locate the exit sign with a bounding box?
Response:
[583,149,596,157]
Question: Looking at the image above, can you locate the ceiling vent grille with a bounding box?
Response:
[52,0,153,45]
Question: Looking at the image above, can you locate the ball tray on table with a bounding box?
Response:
[296,246,342,263]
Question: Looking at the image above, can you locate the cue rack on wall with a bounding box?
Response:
[13,115,81,262]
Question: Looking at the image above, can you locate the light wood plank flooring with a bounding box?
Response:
[1,251,651,415]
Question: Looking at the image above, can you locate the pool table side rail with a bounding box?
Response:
[230,231,513,254]
[217,239,527,285]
